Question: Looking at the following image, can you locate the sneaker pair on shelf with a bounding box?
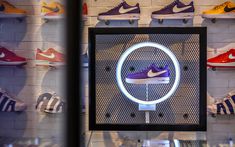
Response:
[36,92,65,114]
[98,0,194,20]
[0,46,64,66]
[0,88,65,114]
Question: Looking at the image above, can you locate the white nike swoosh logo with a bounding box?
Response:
[229,54,235,59]
[38,53,55,59]
[173,5,192,13]
[0,52,5,58]
[147,70,167,78]
[119,6,138,14]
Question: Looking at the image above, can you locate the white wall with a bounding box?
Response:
[82,0,235,146]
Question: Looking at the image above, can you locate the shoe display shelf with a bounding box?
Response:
[0,14,26,22]
[98,17,139,25]
[41,15,64,23]
[209,110,235,118]
[151,15,194,24]
[207,66,235,71]
[202,14,235,23]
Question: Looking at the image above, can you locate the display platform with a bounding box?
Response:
[0,14,26,18]
[202,14,235,19]
[41,15,64,22]
[151,14,194,24]
[89,27,207,131]
[201,14,235,23]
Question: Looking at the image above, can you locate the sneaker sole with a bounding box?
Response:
[36,60,64,66]
[0,61,27,66]
[98,14,140,20]
[42,15,64,19]
[207,62,235,68]
[202,13,235,19]
[125,77,170,84]
[0,13,26,18]
[152,13,194,19]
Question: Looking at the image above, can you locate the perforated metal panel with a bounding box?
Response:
[89,27,207,131]
[176,140,207,147]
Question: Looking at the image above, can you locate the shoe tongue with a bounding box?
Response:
[0,46,4,51]
[229,48,235,52]
[171,0,178,5]
[47,48,55,53]
[222,1,230,6]
[150,63,159,71]
[122,1,132,7]
[0,47,14,54]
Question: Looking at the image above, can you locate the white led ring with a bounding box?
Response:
[116,42,180,105]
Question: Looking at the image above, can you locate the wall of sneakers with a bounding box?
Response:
[81,0,235,146]
[0,0,66,146]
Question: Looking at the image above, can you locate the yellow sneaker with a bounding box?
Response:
[0,1,26,15]
[41,1,64,17]
[202,1,235,16]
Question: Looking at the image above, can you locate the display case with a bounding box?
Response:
[89,27,207,131]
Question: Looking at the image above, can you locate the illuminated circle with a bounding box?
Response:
[116,42,180,105]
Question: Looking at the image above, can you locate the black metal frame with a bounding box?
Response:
[89,27,207,131]
[66,0,83,146]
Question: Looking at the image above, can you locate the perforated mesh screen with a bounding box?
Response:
[94,33,200,125]
[177,140,207,146]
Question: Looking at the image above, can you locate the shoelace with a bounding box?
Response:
[0,89,15,102]
[215,93,235,103]
[163,0,177,9]
[0,47,16,56]
[214,1,229,10]
[134,64,159,74]
[214,51,230,60]
[108,2,123,12]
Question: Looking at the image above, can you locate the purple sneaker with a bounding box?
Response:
[98,1,140,20]
[125,64,170,84]
[151,0,194,19]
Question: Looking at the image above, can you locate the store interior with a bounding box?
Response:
[0,0,235,146]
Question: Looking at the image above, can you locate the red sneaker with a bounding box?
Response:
[207,49,235,68]
[83,3,88,20]
[0,46,27,66]
[36,48,65,66]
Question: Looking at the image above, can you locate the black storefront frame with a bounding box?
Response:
[89,27,207,131]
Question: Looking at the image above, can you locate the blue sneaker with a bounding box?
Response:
[0,88,27,112]
[151,0,194,19]
[36,92,65,114]
[125,64,170,84]
[208,91,235,115]
[98,1,140,20]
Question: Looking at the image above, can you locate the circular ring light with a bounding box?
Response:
[116,42,180,105]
